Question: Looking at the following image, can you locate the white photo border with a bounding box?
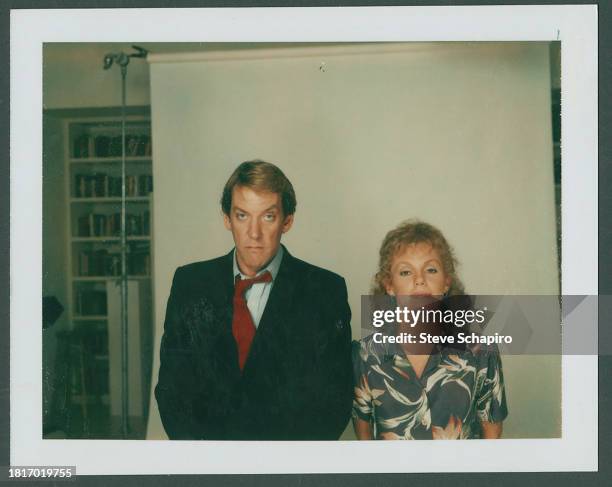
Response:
[10,5,598,475]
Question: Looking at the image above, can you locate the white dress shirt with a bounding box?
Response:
[232,246,283,328]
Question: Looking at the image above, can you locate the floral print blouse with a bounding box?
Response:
[352,337,508,439]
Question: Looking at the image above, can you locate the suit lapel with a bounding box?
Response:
[206,249,241,375]
[263,252,296,326]
[203,249,235,321]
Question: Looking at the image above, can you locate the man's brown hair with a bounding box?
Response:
[221,160,297,216]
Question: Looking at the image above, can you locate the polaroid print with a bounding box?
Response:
[11,5,597,475]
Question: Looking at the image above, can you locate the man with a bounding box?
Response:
[155,160,353,440]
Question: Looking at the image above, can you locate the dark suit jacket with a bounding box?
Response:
[155,247,353,440]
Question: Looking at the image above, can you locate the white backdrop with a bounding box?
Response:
[146,42,559,439]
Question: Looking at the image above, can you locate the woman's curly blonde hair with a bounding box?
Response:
[372,220,465,296]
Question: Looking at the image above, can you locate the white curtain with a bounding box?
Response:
[146,42,559,439]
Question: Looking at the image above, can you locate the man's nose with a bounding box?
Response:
[248,220,262,240]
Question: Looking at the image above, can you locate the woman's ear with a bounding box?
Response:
[384,280,395,296]
[444,276,451,294]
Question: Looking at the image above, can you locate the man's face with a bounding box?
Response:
[223,185,294,277]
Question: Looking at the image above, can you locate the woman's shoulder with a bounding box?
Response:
[352,335,396,367]
[445,341,503,368]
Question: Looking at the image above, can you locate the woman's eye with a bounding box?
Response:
[399,270,411,277]
[426,267,438,273]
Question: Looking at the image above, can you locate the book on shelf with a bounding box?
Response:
[77,215,90,237]
[78,250,88,276]
[73,134,95,158]
[75,174,86,197]
[128,241,151,276]
[144,136,152,157]
[106,213,121,237]
[109,136,122,157]
[76,214,107,237]
[132,133,151,156]
[94,135,111,158]
[126,175,137,197]
[143,210,150,236]
[78,249,116,276]
[77,242,150,277]
[72,132,152,158]
[94,135,136,158]
[74,173,152,198]
[126,134,153,156]
[76,210,150,237]
[138,175,153,196]
[74,173,111,198]
[93,214,106,237]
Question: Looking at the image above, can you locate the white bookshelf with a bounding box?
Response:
[63,115,154,414]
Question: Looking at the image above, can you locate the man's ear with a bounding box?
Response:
[282,213,294,233]
[223,212,232,231]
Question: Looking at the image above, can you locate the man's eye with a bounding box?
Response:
[263,214,276,222]
[236,212,247,220]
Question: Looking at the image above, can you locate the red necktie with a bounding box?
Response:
[232,271,273,371]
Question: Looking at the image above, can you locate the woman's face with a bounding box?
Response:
[384,242,451,297]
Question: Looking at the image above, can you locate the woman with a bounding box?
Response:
[353,220,507,440]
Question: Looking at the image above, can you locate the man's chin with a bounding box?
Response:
[238,257,268,276]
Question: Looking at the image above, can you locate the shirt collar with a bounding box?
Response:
[232,245,284,282]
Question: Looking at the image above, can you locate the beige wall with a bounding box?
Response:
[146,42,560,439]
[43,43,151,109]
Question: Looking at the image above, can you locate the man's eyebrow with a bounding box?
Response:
[232,204,279,213]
